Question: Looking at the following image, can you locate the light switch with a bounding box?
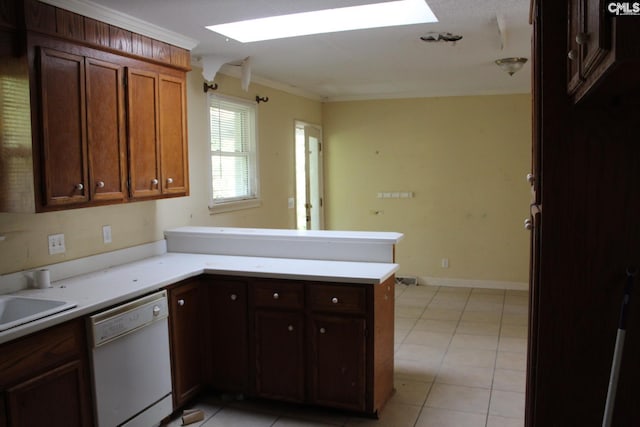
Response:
[103,225,112,244]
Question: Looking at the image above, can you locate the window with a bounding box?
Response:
[208,95,260,212]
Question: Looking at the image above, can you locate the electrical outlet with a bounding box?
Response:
[102,225,112,244]
[441,258,449,268]
[48,233,65,255]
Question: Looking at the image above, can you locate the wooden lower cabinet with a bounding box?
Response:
[254,310,305,402]
[207,277,249,392]
[0,319,92,427]
[167,274,395,417]
[308,315,366,411]
[167,278,204,407]
[6,361,89,427]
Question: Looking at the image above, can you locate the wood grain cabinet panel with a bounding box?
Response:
[38,47,88,207]
[208,278,249,392]
[168,278,204,408]
[126,67,161,199]
[6,360,91,427]
[159,74,188,196]
[254,310,305,402]
[566,0,640,102]
[308,315,366,411]
[0,319,92,427]
[86,58,127,202]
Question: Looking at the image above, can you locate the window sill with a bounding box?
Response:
[209,198,262,214]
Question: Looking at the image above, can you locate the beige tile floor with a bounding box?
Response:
[166,284,529,427]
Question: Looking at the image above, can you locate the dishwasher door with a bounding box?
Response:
[89,291,173,427]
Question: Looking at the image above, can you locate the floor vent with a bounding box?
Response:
[396,276,418,286]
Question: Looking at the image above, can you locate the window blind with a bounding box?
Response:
[209,96,256,203]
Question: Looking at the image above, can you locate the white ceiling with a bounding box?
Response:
[85,0,533,101]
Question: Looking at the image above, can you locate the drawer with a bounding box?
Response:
[251,280,304,310]
[307,284,366,314]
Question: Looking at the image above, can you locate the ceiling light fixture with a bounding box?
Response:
[495,57,528,76]
[420,32,463,44]
[206,0,438,43]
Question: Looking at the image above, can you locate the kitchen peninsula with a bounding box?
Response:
[0,227,402,423]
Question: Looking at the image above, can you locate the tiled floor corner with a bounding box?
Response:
[165,284,528,427]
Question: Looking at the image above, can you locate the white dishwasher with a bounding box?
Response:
[88,290,173,427]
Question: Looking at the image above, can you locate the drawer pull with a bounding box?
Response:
[288,325,294,332]
[230,294,237,301]
[75,183,84,191]
[96,181,105,188]
[320,327,326,334]
[151,178,159,186]
[273,292,280,300]
[167,177,174,184]
[331,297,339,304]
[177,299,185,306]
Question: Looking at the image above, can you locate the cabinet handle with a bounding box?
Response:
[96,181,105,188]
[75,183,84,191]
[288,325,294,331]
[166,177,173,184]
[178,299,185,306]
[230,294,237,301]
[151,178,159,186]
[273,292,279,300]
[567,49,577,61]
[331,297,339,304]
[320,327,326,334]
[153,305,161,316]
[524,218,533,230]
[575,32,590,45]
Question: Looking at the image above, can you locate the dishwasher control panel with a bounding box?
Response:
[89,291,169,347]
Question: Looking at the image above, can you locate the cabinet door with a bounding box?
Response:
[208,278,249,392]
[567,0,582,94]
[168,279,203,407]
[38,47,88,207]
[308,315,366,411]
[579,0,610,77]
[159,74,188,196]
[126,68,161,199]
[254,310,305,402]
[86,58,126,202]
[6,360,91,427]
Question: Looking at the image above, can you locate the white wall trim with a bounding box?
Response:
[40,0,199,50]
[419,276,528,291]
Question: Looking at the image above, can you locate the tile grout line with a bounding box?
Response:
[483,288,507,427]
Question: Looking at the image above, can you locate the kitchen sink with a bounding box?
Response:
[0,295,77,332]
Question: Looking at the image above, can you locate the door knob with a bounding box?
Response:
[524,218,533,230]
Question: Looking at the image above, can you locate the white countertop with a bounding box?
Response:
[0,252,398,344]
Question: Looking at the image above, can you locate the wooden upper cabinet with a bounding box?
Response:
[126,67,162,199]
[566,0,640,102]
[579,0,610,76]
[86,58,127,202]
[38,47,88,207]
[159,74,188,196]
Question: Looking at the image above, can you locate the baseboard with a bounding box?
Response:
[419,276,528,291]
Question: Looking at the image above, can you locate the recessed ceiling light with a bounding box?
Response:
[206,0,438,43]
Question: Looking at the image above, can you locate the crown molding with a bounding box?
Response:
[40,0,199,50]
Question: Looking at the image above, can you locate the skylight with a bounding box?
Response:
[206,0,438,43]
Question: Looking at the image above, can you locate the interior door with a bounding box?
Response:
[295,122,324,230]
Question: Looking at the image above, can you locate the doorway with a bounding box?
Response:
[295,121,324,230]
